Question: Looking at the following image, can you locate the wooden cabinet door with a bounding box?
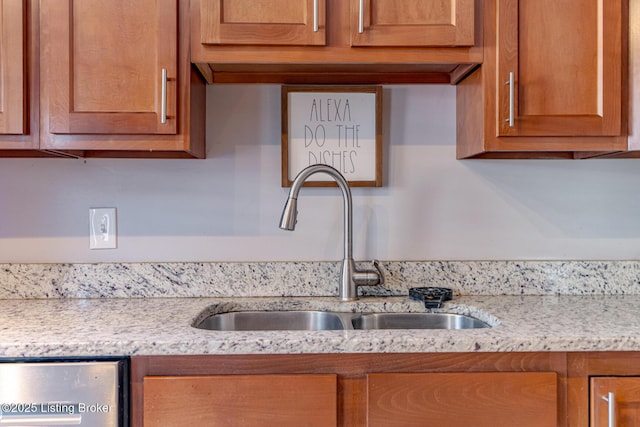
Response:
[143,374,337,427]
[350,0,474,47]
[496,0,624,137]
[592,377,640,427]
[0,0,25,136]
[200,0,326,46]
[367,372,558,427]
[41,0,177,135]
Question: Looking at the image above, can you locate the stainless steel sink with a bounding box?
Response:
[195,310,346,331]
[351,312,490,330]
[194,310,490,331]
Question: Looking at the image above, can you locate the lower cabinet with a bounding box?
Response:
[591,377,640,427]
[131,353,565,427]
[367,372,557,427]
[132,352,640,426]
[143,374,337,427]
[568,352,640,427]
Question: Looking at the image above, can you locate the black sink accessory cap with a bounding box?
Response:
[409,287,453,309]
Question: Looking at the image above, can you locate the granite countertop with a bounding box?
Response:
[2,294,640,358]
[3,260,640,358]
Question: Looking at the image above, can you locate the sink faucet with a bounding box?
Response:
[279,164,384,301]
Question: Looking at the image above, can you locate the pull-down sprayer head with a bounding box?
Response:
[279,197,298,231]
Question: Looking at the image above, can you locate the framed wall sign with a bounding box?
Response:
[281,85,383,187]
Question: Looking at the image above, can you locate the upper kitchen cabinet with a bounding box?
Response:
[0,0,51,156]
[585,0,640,158]
[39,0,206,158]
[191,0,482,84]
[457,0,628,158]
[200,0,326,46]
[350,0,474,47]
[0,0,26,136]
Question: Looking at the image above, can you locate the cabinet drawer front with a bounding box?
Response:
[351,0,474,47]
[367,372,557,427]
[143,374,337,427]
[200,0,326,46]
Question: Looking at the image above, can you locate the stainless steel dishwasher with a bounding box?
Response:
[0,359,127,426]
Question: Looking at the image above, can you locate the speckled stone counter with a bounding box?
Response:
[3,260,640,358]
[2,294,640,358]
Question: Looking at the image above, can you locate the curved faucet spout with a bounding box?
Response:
[279,164,383,301]
[280,164,353,261]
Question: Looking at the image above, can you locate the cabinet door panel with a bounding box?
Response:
[592,377,640,427]
[351,0,474,46]
[143,374,337,427]
[367,372,558,427]
[200,0,326,46]
[42,0,177,135]
[0,0,24,135]
[497,0,623,137]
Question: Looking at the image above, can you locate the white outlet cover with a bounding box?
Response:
[89,208,117,249]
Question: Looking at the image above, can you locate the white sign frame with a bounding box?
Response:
[281,86,383,187]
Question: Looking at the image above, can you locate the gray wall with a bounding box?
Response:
[1,84,639,263]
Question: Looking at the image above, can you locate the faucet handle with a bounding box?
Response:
[372,260,385,285]
[353,260,385,287]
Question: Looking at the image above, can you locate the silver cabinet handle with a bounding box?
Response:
[358,0,364,33]
[161,68,168,125]
[505,71,514,127]
[313,0,319,32]
[602,392,617,427]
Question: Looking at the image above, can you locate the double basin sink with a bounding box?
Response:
[194,310,490,331]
